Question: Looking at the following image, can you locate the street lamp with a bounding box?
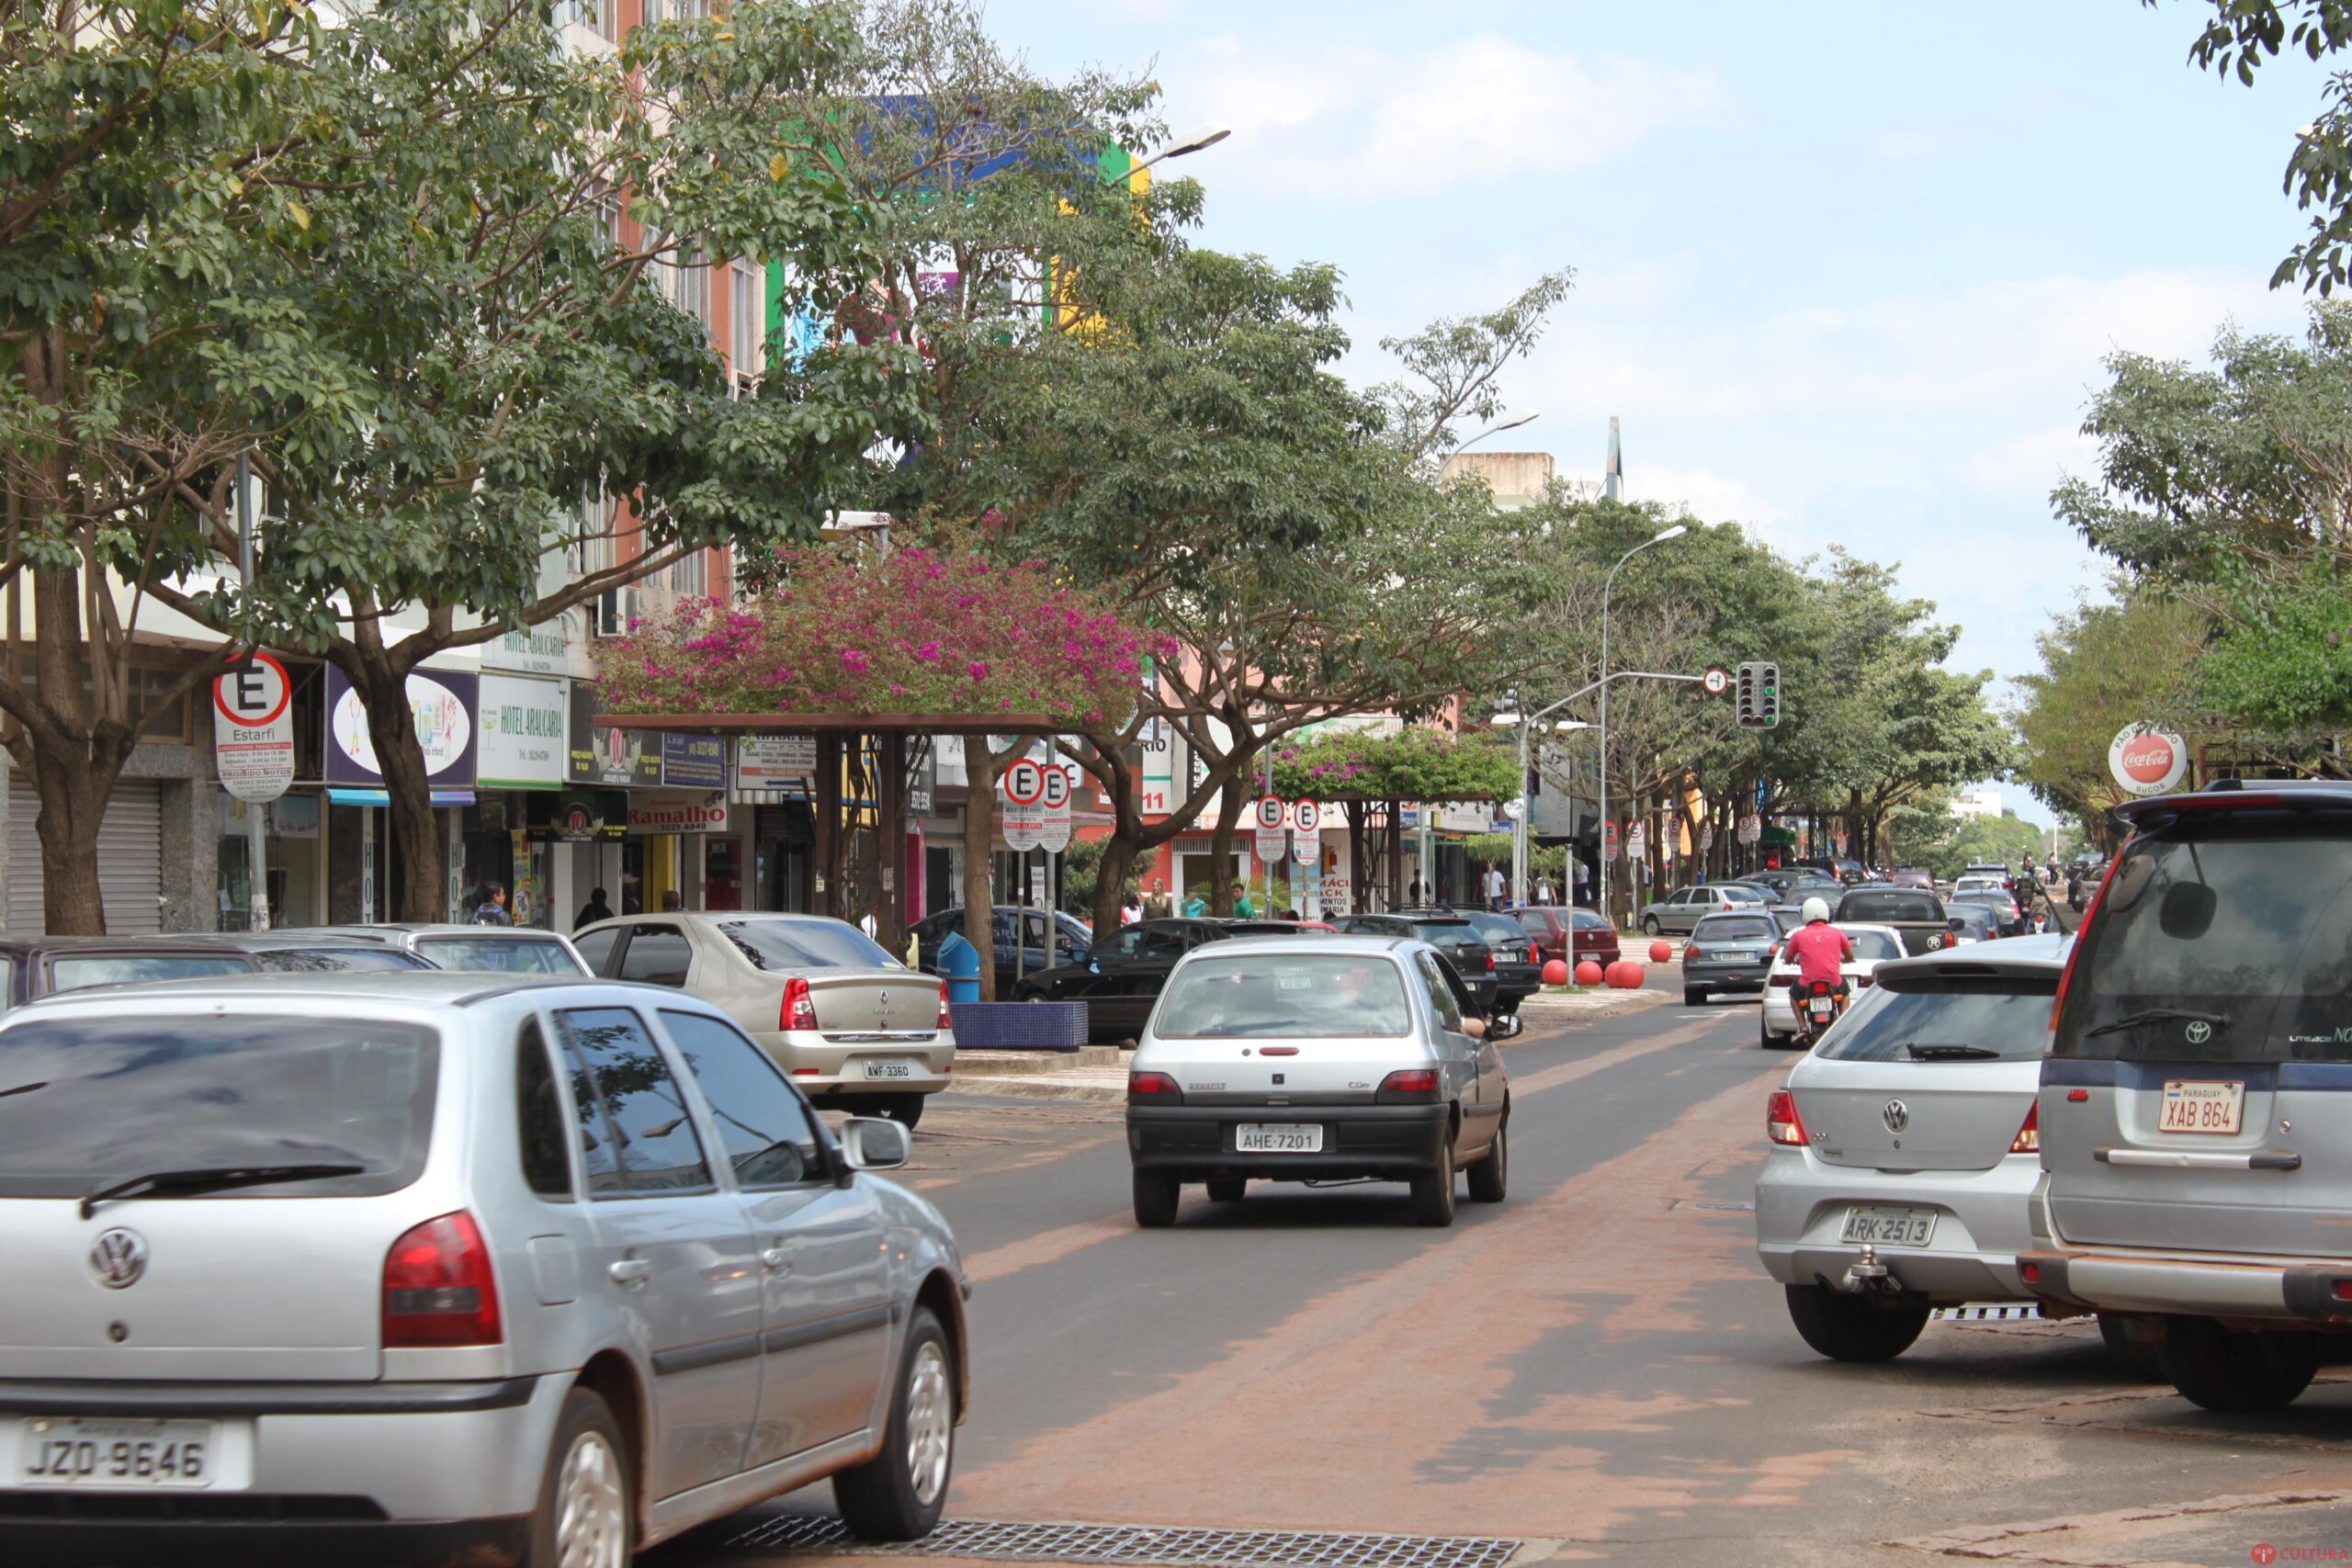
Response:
[1454,411,1539,453]
[1491,708,1592,908]
[1598,525,1688,929]
[1117,122,1232,181]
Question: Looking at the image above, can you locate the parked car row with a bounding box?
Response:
[1757,777,2352,1413]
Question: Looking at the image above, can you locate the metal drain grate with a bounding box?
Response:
[724,1517,1525,1568]
[1931,1303,2041,1322]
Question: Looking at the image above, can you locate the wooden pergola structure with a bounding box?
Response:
[601,711,1057,950]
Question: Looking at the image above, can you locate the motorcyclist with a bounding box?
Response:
[1784,897,1855,1033]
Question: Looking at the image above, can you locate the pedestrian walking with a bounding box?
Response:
[1119,892,1144,927]
[1230,881,1256,919]
[1484,863,1506,909]
[1182,889,1208,918]
[472,883,513,925]
[1408,874,1424,904]
[1573,856,1591,906]
[575,886,613,927]
[1534,877,1555,906]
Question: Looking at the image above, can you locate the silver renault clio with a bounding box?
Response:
[0,972,970,1566]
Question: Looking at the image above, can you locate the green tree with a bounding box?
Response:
[1,0,368,931]
[141,0,929,920]
[2014,592,2212,842]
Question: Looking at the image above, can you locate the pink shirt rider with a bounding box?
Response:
[1785,921,1854,989]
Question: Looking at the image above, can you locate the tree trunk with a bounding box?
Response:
[343,655,445,921]
[1089,832,1136,938]
[1345,802,1367,917]
[1207,772,1246,915]
[962,740,1000,1001]
[1385,800,1404,909]
[26,739,112,935]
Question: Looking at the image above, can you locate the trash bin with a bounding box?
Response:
[938,930,981,1005]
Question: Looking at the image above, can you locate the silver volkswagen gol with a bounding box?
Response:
[575,913,955,1127]
[2023,780,2352,1412]
[0,972,969,1566]
[1756,939,2097,1363]
[1125,935,1509,1229]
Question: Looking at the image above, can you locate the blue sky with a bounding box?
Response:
[984,0,2328,824]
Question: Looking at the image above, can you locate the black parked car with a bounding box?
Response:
[1451,908,1544,1014]
[1331,910,1502,1020]
[1012,918,1316,1043]
[911,905,1092,993]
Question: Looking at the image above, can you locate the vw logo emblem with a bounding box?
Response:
[2186,1021,2212,1046]
[87,1228,148,1291]
[1882,1100,1910,1134]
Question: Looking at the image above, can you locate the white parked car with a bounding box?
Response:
[1758,923,1905,1048]
[1951,874,2008,899]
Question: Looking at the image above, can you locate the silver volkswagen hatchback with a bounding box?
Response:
[0,973,969,1565]
[1125,935,1509,1228]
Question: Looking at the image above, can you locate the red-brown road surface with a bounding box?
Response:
[658,982,2352,1568]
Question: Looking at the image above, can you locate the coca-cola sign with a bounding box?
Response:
[2108,723,2188,796]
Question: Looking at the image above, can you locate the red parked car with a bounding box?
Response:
[1509,905,1622,969]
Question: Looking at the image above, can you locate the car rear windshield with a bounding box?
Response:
[2056,818,2352,1062]
[414,936,584,975]
[1693,916,1779,942]
[1816,977,2059,1063]
[254,948,431,973]
[719,919,900,971]
[1154,954,1412,1038]
[48,953,252,993]
[1844,930,1905,963]
[0,1014,437,1199]
[1838,892,1941,924]
[1461,912,1532,947]
[1407,920,1479,946]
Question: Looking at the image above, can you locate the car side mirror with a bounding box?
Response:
[838,1116,910,1174]
[1948,917,1967,931]
[1462,1016,1488,1041]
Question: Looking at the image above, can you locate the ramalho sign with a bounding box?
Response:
[2108,722,2188,796]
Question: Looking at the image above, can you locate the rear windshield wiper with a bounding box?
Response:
[0,1079,46,1100]
[2084,1007,2231,1041]
[1905,1043,2002,1060]
[80,1162,367,1220]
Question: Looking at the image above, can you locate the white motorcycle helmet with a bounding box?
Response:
[1801,897,1831,923]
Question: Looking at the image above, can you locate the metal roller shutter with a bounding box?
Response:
[6,775,164,936]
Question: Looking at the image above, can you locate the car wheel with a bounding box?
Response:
[2158,1317,2321,1413]
[1782,1284,1929,1362]
[1409,1133,1457,1227]
[1204,1177,1246,1202]
[1683,987,1705,1007]
[1642,916,1662,936]
[1132,1169,1180,1228]
[2096,1313,2164,1381]
[833,1306,956,1540]
[871,1093,925,1131]
[524,1388,631,1568]
[1465,1114,1508,1203]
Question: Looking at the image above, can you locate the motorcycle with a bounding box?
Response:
[1795,977,1847,1049]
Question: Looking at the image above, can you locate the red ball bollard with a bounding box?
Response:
[1649,940,1673,964]
[1607,960,1643,989]
[1542,958,1569,987]
[1573,959,1604,987]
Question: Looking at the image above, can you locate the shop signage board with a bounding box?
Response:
[213,650,295,803]
[477,673,567,790]
[325,665,478,789]
[567,685,662,788]
[737,734,818,793]
[661,732,727,790]
[2109,722,2188,796]
[626,793,731,834]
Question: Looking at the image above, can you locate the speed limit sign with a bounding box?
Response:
[1702,667,1731,697]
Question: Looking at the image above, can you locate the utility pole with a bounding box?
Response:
[235,453,270,931]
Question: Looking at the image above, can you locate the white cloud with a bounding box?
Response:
[1185,31,1729,200]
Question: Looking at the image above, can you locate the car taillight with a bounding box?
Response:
[1528,942,1540,966]
[383,1212,502,1348]
[1376,1068,1442,1103]
[1127,1070,1182,1102]
[781,977,818,1032]
[936,983,952,1032]
[2009,1102,2040,1155]
[1684,945,1704,961]
[1484,950,1496,971]
[1767,1089,1808,1147]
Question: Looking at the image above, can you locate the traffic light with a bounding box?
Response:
[1736,660,1781,730]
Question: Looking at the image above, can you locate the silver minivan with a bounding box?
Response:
[0,973,969,1564]
[1125,935,1509,1228]
[2023,780,2352,1411]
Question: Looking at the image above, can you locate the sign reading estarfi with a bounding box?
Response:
[213,650,294,803]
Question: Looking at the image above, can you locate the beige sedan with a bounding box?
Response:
[573,912,955,1126]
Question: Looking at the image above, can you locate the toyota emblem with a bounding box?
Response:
[2186,1021,2212,1046]
[88,1227,149,1291]
[1882,1100,1910,1134]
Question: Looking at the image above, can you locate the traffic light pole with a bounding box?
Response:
[1510,669,1711,919]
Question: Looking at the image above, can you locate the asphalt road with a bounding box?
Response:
[662,970,2352,1568]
